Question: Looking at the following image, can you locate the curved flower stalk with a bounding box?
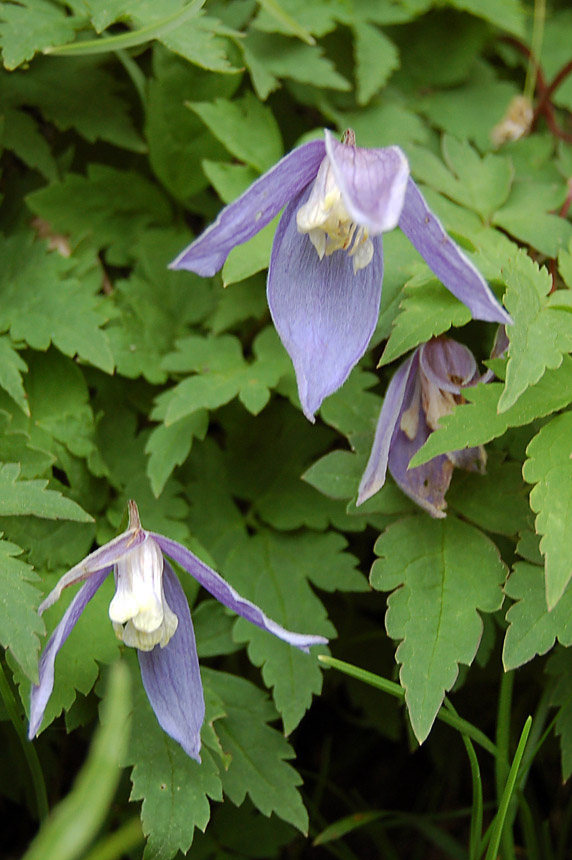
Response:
[171,129,511,420]
[358,338,487,517]
[29,501,327,761]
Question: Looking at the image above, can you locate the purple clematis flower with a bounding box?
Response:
[170,128,511,421]
[28,501,327,761]
[357,338,487,517]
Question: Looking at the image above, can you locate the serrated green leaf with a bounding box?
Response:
[546,648,572,782]
[499,252,572,412]
[16,574,120,731]
[190,93,283,172]
[125,671,222,860]
[302,449,363,500]
[1,106,58,180]
[493,184,572,258]
[0,463,91,521]
[380,277,472,366]
[0,233,114,373]
[27,166,172,265]
[145,411,209,498]
[503,563,572,670]
[0,539,44,682]
[371,516,506,742]
[156,329,290,424]
[0,0,78,69]
[353,22,399,106]
[254,0,350,38]
[447,453,531,537]
[2,57,145,151]
[410,138,513,222]
[447,0,525,35]
[227,530,364,733]
[411,356,572,467]
[193,600,242,658]
[204,668,308,833]
[243,30,350,91]
[0,336,29,415]
[523,412,572,608]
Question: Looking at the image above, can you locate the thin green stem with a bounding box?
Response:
[495,671,515,860]
[485,717,532,860]
[524,0,546,102]
[319,656,498,757]
[0,659,48,821]
[115,50,147,107]
[44,0,206,56]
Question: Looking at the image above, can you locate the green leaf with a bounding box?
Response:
[17,574,120,732]
[503,563,572,670]
[155,328,291,424]
[226,530,364,733]
[2,57,145,151]
[27,166,172,265]
[303,449,363,500]
[371,516,506,742]
[447,0,525,35]
[1,106,58,180]
[0,0,78,69]
[0,234,114,373]
[189,93,283,172]
[412,137,514,222]
[523,412,572,608]
[493,184,572,258]
[546,647,572,782]
[411,356,572,467]
[380,276,472,366]
[243,30,350,91]
[253,0,349,39]
[0,463,91,521]
[145,411,209,498]
[447,452,531,537]
[146,50,238,201]
[353,22,399,106]
[498,252,572,412]
[125,671,222,860]
[0,336,29,415]
[0,538,44,682]
[204,668,309,833]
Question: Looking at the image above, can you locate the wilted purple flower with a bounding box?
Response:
[171,129,511,420]
[29,501,327,761]
[357,338,487,517]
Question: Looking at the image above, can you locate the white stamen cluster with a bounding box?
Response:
[109,537,178,651]
[296,158,374,274]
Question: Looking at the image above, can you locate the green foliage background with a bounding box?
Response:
[2,0,572,858]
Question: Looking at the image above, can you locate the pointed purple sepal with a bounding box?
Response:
[29,568,110,738]
[151,534,328,652]
[357,352,417,505]
[170,140,326,277]
[138,563,205,762]
[38,529,146,614]
[398,178,512,325]
[268,187,384,420]
[325,130,409,233]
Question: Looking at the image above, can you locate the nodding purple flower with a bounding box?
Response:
[358,338,487,518]
[171,129,511,421]
[29,501,327,761]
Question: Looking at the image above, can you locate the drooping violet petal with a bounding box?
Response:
[419,339,478,393]
[325,129,409,233]
[398,178,513,325]
[29,568,110,738]
[169,140,326,277]
[268,186,383,420]
[138,563,204,762]
[385,359,451,518]
[151,534,328,652]
[357,351,418,505]
[39,529,147,614]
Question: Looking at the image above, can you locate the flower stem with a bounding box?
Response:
[318,655,498,757]
[0,659,48,821]
[524,0,546,104]
[495,670,515,860]
[82,817,144,860]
